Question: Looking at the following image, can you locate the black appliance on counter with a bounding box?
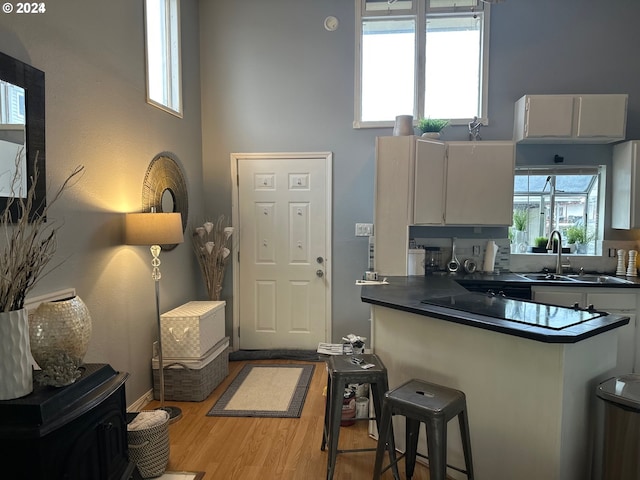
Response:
[421,292,608,330]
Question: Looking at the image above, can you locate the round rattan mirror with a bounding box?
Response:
[141,152,188,250]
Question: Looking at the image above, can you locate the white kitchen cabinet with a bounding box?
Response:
[612,140,640,229]
[514,94,628,143]
[374,135,415,276]
[413,140,515,225]
[532,286,638,374]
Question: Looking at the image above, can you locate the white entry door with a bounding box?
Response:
[231,152,332,350]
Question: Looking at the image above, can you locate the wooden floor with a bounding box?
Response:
[143,358,432,480]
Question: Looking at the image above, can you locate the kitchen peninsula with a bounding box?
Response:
[361,276,630,480]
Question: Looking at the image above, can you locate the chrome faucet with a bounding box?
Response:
[546,230,564,274]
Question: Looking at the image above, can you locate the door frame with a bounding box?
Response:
[230,151,333,351]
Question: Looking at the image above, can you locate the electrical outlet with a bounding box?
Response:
[355,223,374,237]
[473,245,480,256]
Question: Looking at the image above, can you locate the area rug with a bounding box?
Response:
[158,472,204,480]
[207,364,315,418]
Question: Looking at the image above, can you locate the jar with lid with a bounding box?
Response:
[424,247,441,274]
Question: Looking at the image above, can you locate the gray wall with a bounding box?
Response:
[0,0,204,404]
[200,0,640,342]
[1,0,640,405]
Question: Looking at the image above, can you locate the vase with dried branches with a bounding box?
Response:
[191,215,234,301]
[0,150,84,399]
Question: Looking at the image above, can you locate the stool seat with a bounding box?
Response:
[321,354,400,480]
[373,379,474,480]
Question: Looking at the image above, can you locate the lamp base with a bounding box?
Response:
[157,405,182,424]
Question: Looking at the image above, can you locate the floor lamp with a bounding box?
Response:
[125,211,184,423]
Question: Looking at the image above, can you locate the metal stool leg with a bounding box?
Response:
[326,373,345,480]
[458,408,475,480]
[371,381,400,480]
[372,399,393,480]
[321,373,332,451]
[405,417,421,480]
[425,417,447,480]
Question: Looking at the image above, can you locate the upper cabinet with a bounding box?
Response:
[514,94,628,144]
[414,140,515,226]
[612,140,640,229]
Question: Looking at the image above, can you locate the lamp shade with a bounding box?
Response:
[125,212,184,246]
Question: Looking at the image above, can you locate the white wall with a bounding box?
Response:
[0,0,205,404]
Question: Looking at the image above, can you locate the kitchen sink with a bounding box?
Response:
[517,273,577,282]
[516,273,634,285]
[566,274,634,285]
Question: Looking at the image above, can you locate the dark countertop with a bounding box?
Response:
[361,275,631,344]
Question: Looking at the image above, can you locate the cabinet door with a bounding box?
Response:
[576,94,627,139]
[444,142,515,225]
[413,139,446,224]
[374,136,415,275]
[612,141,640,229]
[532,288,584,307]
[525,95,574,138]
[587,291,637,375]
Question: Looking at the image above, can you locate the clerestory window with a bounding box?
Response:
[512,167,603,256]
[144,0,182,117]
[355,0,490,128]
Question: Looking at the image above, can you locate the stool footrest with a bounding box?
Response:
[414,452,469,476]
[336,447,377,454]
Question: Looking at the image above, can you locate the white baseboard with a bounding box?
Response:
[127,389,154,412]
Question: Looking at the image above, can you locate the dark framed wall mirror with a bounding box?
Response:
[0,51,45,220]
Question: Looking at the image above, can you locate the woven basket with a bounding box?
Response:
[127,411,170,478]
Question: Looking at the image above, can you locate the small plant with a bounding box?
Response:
[512,209,528,231]
[534,237,549,249]
[565,224,589,244]
[418,118,449,133]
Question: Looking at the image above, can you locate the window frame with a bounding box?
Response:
[144,0,183,118]
[354,0,491,129]
[511,166,604,256]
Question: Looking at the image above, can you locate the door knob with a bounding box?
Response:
[317,257,324,264]
[316,269,324,278]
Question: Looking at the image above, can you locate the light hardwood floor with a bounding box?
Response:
[143,358,432,479]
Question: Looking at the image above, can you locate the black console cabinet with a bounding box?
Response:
[0,364,135,480]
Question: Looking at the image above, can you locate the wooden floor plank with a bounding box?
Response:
[143,358,432,479]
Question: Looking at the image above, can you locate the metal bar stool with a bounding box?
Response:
[372,378,474,480]
[321,353,400,480]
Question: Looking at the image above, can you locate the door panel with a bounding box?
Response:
[236,156,330,349]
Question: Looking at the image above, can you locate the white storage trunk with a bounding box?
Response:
[160,301,225,358]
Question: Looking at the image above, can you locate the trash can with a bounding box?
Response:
[596,374,640,480]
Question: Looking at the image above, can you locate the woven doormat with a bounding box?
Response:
[207,364,314,418]
[158,472,204,480]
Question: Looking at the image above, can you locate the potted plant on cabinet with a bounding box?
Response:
[418,118,449,139]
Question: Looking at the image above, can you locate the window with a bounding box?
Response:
[512,167,603,255]
[144,0,182,117]
[355,0,489,127]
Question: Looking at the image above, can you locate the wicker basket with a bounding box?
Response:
[153,337,229,402]
[127,410,170,478]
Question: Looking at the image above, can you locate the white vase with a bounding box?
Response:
[29,296,92,387]
[0,308,33,400]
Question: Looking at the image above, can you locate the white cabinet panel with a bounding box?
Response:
[413,139,446,225]
[514,94,628,144]
[612,141,640,229]
[374,136,415,275]
[413,140,514,226]
[444,142,514,225]
[533,286,638,375]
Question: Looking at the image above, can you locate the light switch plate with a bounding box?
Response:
[355,223,374,237]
